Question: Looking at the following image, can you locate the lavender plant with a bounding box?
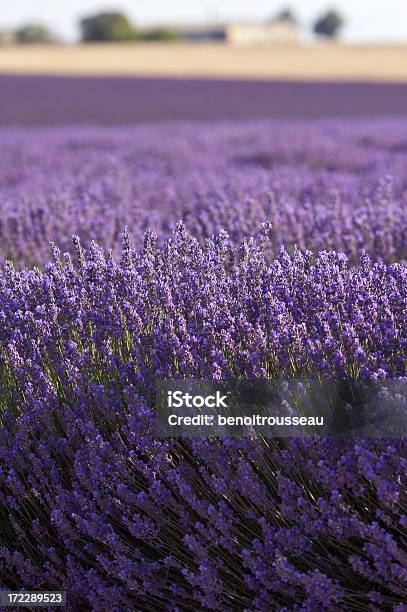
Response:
[0,225,406,610]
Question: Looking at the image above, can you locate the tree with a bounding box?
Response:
[15,23,54,44]
[80,12,137,42]
[274,8,297,24]
[313,9,344,39]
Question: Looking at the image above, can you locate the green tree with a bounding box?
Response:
[313,9,344,39]
[274,8,297,24]
[80,12,137,42]
[15,23,54,44]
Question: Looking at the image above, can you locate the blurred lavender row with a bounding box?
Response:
[1,118,406,267]
[1,75,407,125]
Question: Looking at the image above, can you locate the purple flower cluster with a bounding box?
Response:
[0,226,406,610]
[1,118,406,267]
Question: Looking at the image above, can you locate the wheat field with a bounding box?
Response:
[0,42,407,81]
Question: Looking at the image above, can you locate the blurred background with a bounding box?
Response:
[0,1,406,123]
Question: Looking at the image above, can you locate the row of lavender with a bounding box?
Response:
[1,118,406,267]
[0,226,406,610]
[2,76,407,126]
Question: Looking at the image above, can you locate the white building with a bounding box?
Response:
[227,22,299,45]
[178,21,299,45]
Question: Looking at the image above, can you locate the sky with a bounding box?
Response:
[1,0,407,43]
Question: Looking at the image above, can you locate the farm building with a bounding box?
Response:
[178,21,299,45]
[227,21,299,45]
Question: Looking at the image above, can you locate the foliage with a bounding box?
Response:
[273,8,298,24]
[15,23,54,44]
[313,9,344,38]
[80,12,137,43]
[140,27,180,42]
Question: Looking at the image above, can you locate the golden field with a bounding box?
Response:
[0,42,407,82]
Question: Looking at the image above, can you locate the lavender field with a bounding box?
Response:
[1,75,407,125]
[0,87,406,611]
[1,118,406,267]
